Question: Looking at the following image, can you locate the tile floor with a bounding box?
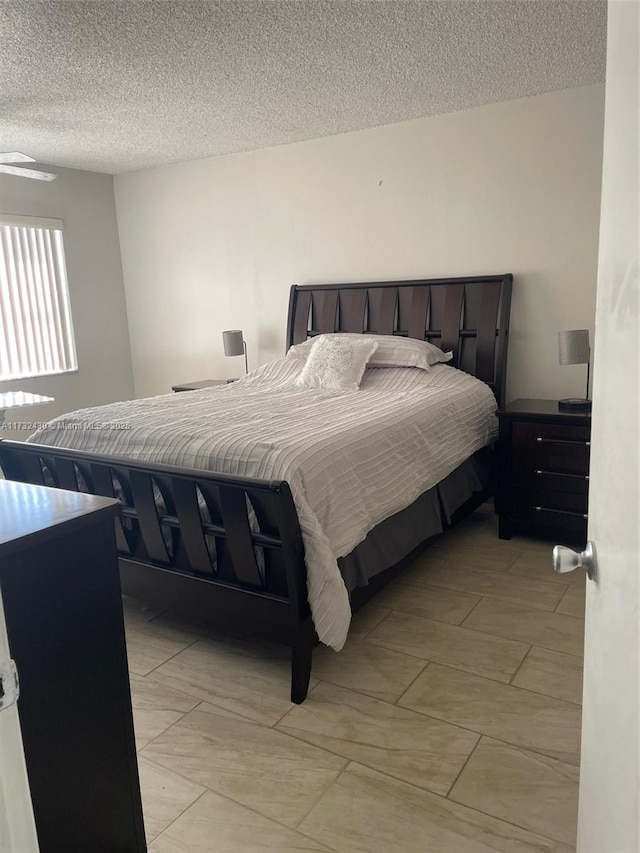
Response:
[124,502,585,851]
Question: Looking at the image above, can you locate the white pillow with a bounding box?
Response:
[295,335,378,392]
[288,333,452,371]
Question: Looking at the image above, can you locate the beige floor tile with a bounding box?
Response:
[397,552,447,585]
[142,702,346,828]
[508,552,582,586]
[432,509,518,544]
[399,664,581,766]
[125,618,199,677]
[443,543,524,567]
[312,638,426,703]
[374,579,481,625]
[129,673,200,749]
[347,604,391,641]
[130,671,201,713]
[439,523,525,554]
[138,754,205,842]
[507,549,554,573]
[463,598,584,657]
[150,611,261,644]
[149,634,307,726]
[299,762,574,853]
[415,540,511,570]
[469,507,500,533]
[421,563,565,611]
[509,536,561,557]
[512,648,583,706]
[569,574,587,591]
[122,595,167,623]
[367,611,528,683]
[277,681,479,796]
[556,586,586,619]
[427,542,522,571]
[450,737,579,846]
[153,789,329,852]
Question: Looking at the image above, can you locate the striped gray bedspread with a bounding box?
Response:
[29,359,498,650]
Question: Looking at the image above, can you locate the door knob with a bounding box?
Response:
[552,540,596,580]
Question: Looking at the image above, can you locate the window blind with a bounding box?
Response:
[0,216,77,381]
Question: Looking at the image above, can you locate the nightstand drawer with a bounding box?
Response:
[513,422,590,476]
[512,484,588,517]
[515,467,589,494]
[512,485,588,539]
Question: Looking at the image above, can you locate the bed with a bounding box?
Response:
[0,273,512,703]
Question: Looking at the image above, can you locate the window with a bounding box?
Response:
[0,213,77,381]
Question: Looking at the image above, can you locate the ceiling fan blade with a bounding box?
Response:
[0,164,56,181]
[0,152,36,164]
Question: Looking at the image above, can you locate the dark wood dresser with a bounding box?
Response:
[0,479,146,852]
[497,399,591,544]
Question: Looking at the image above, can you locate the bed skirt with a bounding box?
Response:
[339,445,494,592]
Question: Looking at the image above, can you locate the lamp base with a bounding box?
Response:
[558,398,592,412]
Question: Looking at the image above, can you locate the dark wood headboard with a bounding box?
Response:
[286,274,513,407]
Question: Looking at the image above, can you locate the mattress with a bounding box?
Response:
[29,358,498,650]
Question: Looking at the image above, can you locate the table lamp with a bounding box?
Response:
[558,329,591,411]
[222,329,248,374]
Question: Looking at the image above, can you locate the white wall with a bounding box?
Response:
[115,85,604,402]
[0,166,134,438]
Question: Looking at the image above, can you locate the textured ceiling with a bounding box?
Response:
[0,0,606,175]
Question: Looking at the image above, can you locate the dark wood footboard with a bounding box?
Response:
[0,439,317,704]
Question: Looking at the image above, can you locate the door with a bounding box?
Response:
[577,1,639,850]
[0,590,39,852]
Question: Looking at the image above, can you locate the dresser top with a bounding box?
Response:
[0,480,119,558]
[498,398,592,425]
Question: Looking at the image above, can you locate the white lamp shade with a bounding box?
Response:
[558,329,590,365]
[222,329,245,357]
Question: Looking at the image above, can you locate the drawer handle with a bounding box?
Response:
[534,469,589,481]
[534,505,588,520]
[536,437,590,447]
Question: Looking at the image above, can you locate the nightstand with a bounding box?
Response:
[497,399,591,544]
[171,379,230,392]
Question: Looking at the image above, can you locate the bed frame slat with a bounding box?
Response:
[338,289,367,332]
[0,450,46,485]
[313,290,339,334]
[90,463,116,498]
[291,290,312,344]
[172,478,216,576]
[440,283,466,362]
[475,281,502,384]
[55,458,79,491]
[74,461,95,492]
[368,287,397,335]
[89,462,136,554]
[407,286,431,340]
[129,471,171,564]
[219,486,264,588]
